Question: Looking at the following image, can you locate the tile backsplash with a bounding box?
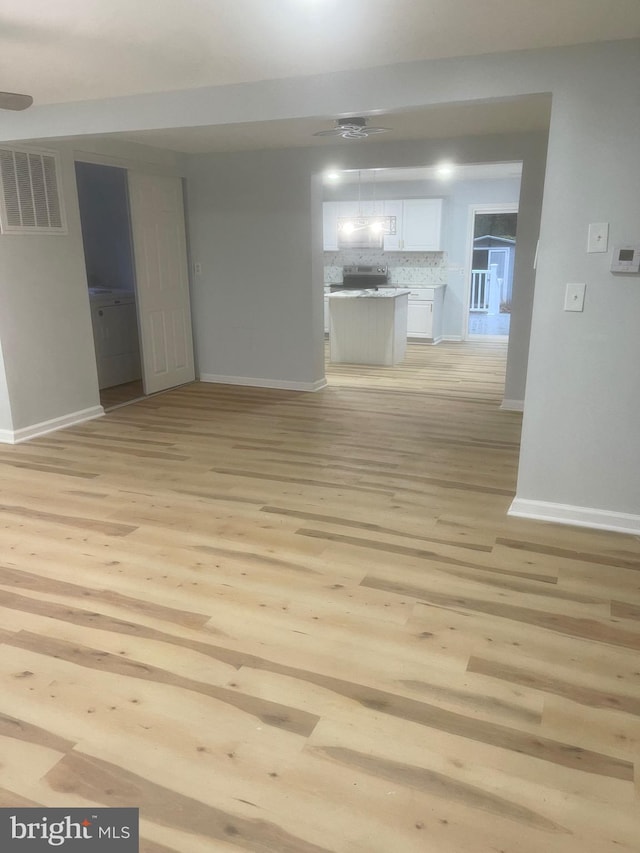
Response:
[324,250,447,285]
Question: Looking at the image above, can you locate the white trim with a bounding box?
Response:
[500,398,524,411]
[0,405,104,444]
[200,373,327,392]
[72,146,183,177]
[442,335,463,342]
[468,334,509,343]
[508,498,640,536]
[407,335,443,345]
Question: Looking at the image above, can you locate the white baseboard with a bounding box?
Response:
[199,374,327,392]
[501,399,524,412]
[0,405,105,444]
[508,497,640,535]
[442,335,463,342]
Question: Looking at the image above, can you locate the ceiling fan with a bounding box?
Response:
[313,116,390,140]
[0,91,33,111]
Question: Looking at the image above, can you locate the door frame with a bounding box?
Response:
[463,202,518,341]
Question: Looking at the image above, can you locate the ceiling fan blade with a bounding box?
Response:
[313,116,391,139]
[0,91,33,111]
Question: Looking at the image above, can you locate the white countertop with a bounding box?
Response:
[394,283,446,289]
[328,288,411,299]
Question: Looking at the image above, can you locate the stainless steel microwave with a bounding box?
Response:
[336,215,396,249]
[337,217,383,249]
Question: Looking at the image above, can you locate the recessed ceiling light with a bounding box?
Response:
[324,170,341,183]
[435,161,455,179]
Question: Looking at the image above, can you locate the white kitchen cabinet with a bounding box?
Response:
[323,197,442,252]
[381,198,443,252]
[407,298,433,339]
[406,286,445,343]
[324,294,330,333]
[401,199,442,251]
[383,200,403,251]
[322,201,339,250]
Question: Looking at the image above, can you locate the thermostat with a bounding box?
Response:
[611,245,640,274]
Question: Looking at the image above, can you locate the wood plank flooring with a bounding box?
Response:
[100,379,144,410]
[1,340,639,852]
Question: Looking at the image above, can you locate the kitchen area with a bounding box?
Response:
[322,172,448,365]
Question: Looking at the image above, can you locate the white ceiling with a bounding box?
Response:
[1,0,639,106]
[1,1,638,154]
[109,95,552,154]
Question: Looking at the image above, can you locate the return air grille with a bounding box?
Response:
[0,146,66,234]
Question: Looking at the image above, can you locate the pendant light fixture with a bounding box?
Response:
[336,170,397,244]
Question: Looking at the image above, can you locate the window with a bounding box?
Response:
[0,146,67,234]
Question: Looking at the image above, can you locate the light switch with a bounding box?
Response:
[564,282,586,312]
[587,222,608,253]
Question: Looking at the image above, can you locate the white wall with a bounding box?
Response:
[75,161,135,291]
[0,341,13,434]
[0,148,101,432]
[439,176,521,338]
[513,48,640,525]
[185,147,325,389]
[0,137,184,436]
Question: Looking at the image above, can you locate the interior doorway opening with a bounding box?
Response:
[76,164,196,410]
[75,161,144,410]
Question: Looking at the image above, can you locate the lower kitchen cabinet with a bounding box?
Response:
[324,286,445,343]
[407,299,433,338]
[406,286,445,343]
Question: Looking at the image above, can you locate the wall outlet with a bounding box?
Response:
[564,282,586,312]
[193,262,202,275]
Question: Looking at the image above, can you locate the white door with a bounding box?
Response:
[128,173,195,394]
[488,247,509,306]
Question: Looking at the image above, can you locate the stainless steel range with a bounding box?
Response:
[331,264,389,292]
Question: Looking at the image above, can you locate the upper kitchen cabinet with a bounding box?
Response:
[399,199,442,251]
[382,200,403,251]
[322,197,443,252]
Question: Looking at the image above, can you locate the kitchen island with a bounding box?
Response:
[328,288,410,365]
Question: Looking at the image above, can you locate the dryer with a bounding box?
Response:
[89,289,142,389]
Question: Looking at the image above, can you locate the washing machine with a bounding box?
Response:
[89,289,142,389]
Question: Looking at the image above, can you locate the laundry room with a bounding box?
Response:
[75,160,142,407]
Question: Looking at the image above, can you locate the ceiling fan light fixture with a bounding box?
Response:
[0,91,33,111]
[313,116,391,140]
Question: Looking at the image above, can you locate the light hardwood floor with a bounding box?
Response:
[100,379,145,411]
[0,341,639,852]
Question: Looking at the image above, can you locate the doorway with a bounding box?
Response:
[465,205,518,340]
[76,164,196,409]
[75,161,144,410]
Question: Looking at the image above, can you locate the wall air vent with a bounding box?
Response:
[0,146,67,234]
